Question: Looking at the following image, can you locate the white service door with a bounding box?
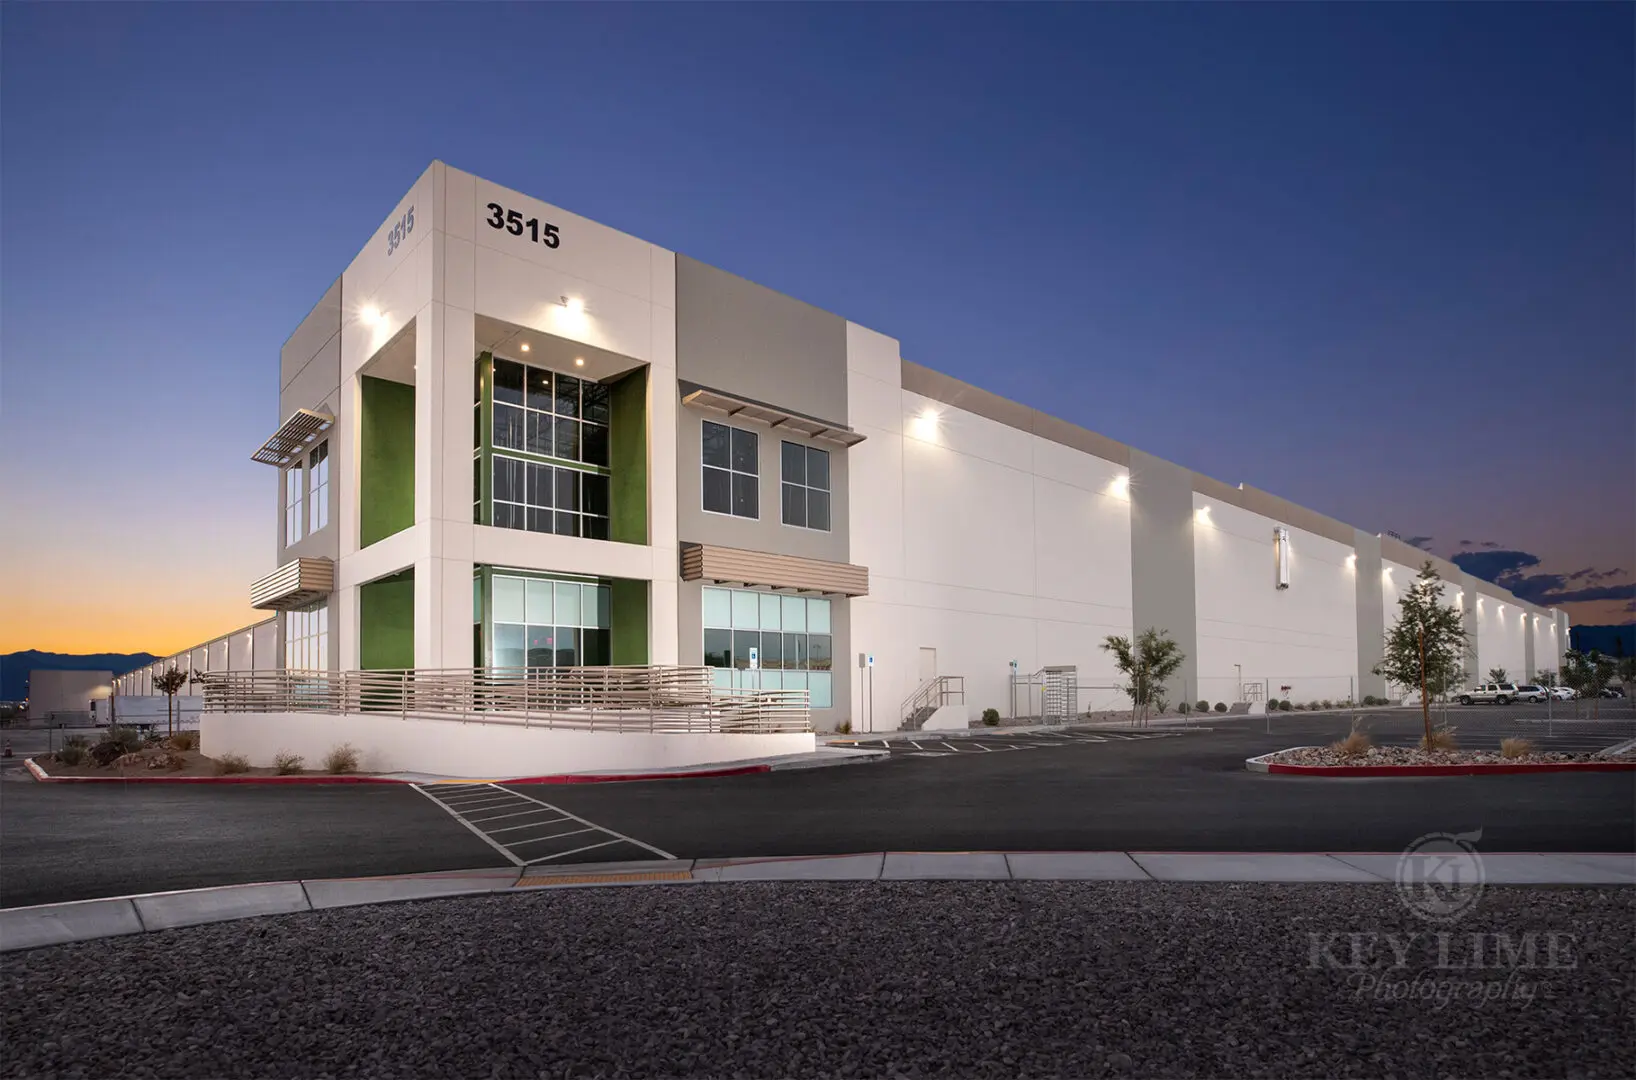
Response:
[919,647,938,684]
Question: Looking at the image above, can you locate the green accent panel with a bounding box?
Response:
[609,367,649,544]
[610,578,649,665]
[360,376,416,546]
[360,570,414,671]
[476,353,493,527]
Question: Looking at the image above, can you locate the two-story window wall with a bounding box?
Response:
[701,586,833,707]
[477,355,612,538]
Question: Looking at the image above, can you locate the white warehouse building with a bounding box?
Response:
[116,161,1568,738]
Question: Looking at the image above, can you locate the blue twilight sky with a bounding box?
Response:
[1,3,1632,652]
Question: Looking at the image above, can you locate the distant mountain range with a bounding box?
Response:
[1569,625,1634,658]
[1,652,158,702]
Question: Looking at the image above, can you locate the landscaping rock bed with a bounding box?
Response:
[1265,745,1636,768]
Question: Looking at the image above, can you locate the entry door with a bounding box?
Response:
[918,647,938,684]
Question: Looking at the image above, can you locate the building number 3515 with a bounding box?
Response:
[385,206,414,256]
[486,202,561,248]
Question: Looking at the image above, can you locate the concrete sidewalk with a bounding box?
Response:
[6,849,1631,952]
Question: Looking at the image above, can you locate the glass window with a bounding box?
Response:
[284,465,303,545]
[703,420,758,519]
[703,588,732,628]
[494,404,525,450]
[554,373,581,417]
[526,625,554,668]
[308,443,329,532]
[553,627,580,667]
[809,634,832,670]
[733,630,759,669]
[781,441,831,531]
[583,628,610,666]
[582,423,609,467]
[732,590,760,628]
[495,623,526,669]
[703,628,733,668]
[582,474,609,517]
[493,359,524,406]
[782,595,806,633]
[554,417,580,461]
[587,584,611,629]
[759,594,782,631]
[582,382,610,425]
[284,603,328,671]
[809,672,833,709]
[760,630,784,669]
[493,577,526,624]
[525,366,552,411]
[527,412,553,455]
[526,579,553,625]
[554,582,582,627]
[808,598,831,634]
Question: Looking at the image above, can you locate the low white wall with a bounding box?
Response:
[920,705,968,731]
[202,712,816,778]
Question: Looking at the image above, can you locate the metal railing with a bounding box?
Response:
[901,675,965,726]
[197,666,811,734]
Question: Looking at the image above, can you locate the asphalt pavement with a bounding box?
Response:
[2,707,1631,907]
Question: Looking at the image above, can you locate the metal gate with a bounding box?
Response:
[1041,665,1078,724]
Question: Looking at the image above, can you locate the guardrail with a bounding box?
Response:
[196,666,811,734]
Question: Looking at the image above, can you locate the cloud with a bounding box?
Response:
[1404,536,1435,551]
[1453,550,1634,607]
[1458,539,1474,547]
[1481,541,1499,548]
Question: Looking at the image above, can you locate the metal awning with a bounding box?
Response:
[681,387,866,448]
[250,557,335,610]
[251,408,334,467]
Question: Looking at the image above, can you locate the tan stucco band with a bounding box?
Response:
[901,358,1558,624]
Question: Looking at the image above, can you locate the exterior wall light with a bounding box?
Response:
[562,296,585,315]
[520,343,530,352]
[910,408,940,441]
[360,305,383,326]
[1108,474,1129,499]
[1274,527,1291,589]
[575,357,585,367]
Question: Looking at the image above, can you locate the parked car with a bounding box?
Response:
[1457,683,1518,705]
[1514,684,1549,703]
[1600,686,1626,699]
[1548,686,1576,701]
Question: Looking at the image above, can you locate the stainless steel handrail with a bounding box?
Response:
[195,666,811,734]
[900,674,965,724]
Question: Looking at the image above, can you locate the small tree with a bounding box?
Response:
[1486,667,1508,684]
[1561,649,1616,719]
[1101,628,1186,728]
[1536,669,1557,688]
[152,666,189,737]
[1375,561,1468,748]
[1617,655,1636,691]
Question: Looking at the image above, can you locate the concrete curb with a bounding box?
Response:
[24,752,882,787]
[6,850,1632,952]
[1246,748,1636,776]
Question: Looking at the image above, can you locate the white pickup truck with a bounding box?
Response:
[1457,683,1518,705]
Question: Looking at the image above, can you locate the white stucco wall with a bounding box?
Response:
[1193,494,1358,706]
[847,371,1134,729]
[202,712,813,779]
[1532,614,1561,677]
[1475,594,1528,683]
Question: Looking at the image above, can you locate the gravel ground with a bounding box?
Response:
[3,883,1631,1079]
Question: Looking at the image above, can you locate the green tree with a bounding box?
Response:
[1536,670,1557,688]
[1561,649,1616,719]
[1101,628,1186,728]
[1375,561,1468,747]
[152,666,189,737]
[1486,667,1509,684]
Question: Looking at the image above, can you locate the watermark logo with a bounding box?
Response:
[1396,829,1485,923]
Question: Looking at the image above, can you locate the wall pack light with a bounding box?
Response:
[1274,526,1291,590]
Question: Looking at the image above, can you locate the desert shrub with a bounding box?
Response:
[1331,729,1372,758]
[1320,700,1333,710]
[1500,737,1535,760]
[324,743,361,774]
[89,740,126,767]
[152,751,187,771]
[981,708,1000,727]
[274,751,305,775]
[1265,699,1281,711]
[835,720,852,735]
[1421,726,1459,752]
[216,753,251,775]
[1278,699,1292,711]
[62,734,90,750]
[106,726,144,754]
[142,730,163,746]
[1195,700,1209,713]
[1177,702,1191,715]
[55,744,87,766]
[1212,702,1227,713]
[167,731,199,752]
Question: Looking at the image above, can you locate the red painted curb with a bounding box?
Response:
[24,757,773,785]
[506,764,772,784]
[1262,759,1636,777]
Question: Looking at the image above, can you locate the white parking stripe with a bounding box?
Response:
[486,816,572,834]
[527,839,625,864]
[498,785,678,860]
[509,828,598,846]
[410,784,525,867]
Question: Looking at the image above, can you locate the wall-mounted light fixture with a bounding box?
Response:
[561,295,585,315]
[1108,473,1129,499]
[1274,526,1291,590]
[910,407,940,441]
[360,305,383,326]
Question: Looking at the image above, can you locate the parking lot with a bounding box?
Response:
[834,728,1186,757]
[1,704,1631,908]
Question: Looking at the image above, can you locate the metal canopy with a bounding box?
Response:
[250,557,335,610]
[251,408,334,467]
[681,388,866,448]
